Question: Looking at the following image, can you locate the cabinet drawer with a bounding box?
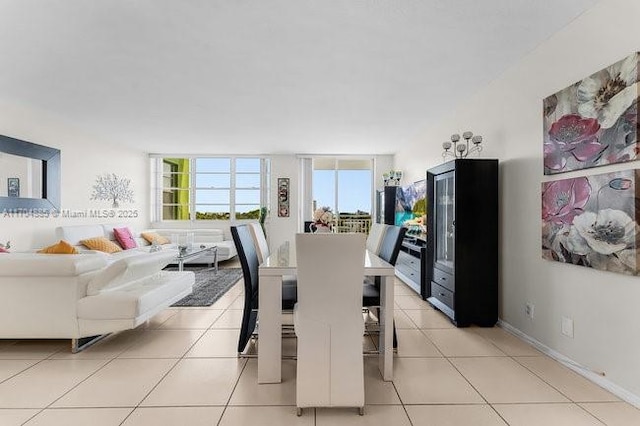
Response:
[432,268,454,292]
[431,281,454,310]
[396,262,421,284]
[397,251,421,272]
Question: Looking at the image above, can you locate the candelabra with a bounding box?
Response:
[442,131,483,160]
[383,170,402,186]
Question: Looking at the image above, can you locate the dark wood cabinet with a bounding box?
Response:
[426,159,498,327]
[376,186,399,225]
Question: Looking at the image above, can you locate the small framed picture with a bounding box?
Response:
[277,177,289,217]
[7,178,20,197]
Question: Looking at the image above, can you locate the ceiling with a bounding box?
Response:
[0,0,598,155]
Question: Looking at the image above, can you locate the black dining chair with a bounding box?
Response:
[231,225,297,356]
[363,225,406,349]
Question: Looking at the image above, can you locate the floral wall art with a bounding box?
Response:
[542,169,639,275]
[543,52,639,175]
[277,177,289,217]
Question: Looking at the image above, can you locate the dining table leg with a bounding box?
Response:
[379,274,394,381]
[258,274,283,383]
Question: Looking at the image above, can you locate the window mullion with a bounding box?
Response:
[230,157,236,220]
[190,158,195,222]
[334,158,339,216]
[156,158,162,222]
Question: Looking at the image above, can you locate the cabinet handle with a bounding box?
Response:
[439,292,446,297]
[440,277,446,280]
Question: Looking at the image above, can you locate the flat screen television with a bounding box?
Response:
[394,179,427,234]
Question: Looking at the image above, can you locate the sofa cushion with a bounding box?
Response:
[81,237,123,253]
[38,240,79,254]
[56,224,105,246]
[86,250,178,296]
[102,223,133,241]
[0,253,108,276]
[113,227,138,250]
[141,232,171,245]
[78,271,194,319]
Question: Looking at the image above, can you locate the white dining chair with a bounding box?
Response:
[247,222,270,264]
[366,222,388,255]
[247,222,298,294]
[294,232,366,416]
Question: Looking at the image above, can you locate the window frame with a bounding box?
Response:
[151,155,269,222]
[311,156,374,215]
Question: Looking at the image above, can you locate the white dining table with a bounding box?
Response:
[258,240,396,384]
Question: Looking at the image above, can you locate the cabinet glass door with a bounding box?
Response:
[376,190,384,223]
[434,170,454,273]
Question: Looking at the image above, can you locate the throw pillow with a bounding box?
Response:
[38,240,79,254]
[0,247,8,253]
[113,227,138,250]
[141,232,170,245]
[80,236,123,253]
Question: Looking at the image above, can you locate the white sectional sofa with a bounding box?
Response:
[149,228,237,263]
[0,250,194,351]
[55,224,237,263]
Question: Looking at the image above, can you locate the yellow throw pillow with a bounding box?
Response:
[80,236,123,253]
[38,240,79,254]
[141,232,170,245]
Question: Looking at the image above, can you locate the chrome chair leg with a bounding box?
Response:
[71,334,110,353]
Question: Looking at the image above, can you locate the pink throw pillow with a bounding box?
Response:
[0,247,8,253]
[113,227,138,250]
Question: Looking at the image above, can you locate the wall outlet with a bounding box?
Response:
[525,303,534,319]
[562,316,574,338]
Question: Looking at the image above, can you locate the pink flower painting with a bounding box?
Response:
[543,52,639,175]
[542,169,640,276]
[541,177,591,225]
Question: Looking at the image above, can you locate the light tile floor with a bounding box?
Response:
[0,276,639,425]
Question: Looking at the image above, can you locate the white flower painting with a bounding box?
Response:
[542,169,640,275]
[543,52,639,175]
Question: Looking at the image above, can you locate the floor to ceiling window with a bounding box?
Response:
[311,157,373,233]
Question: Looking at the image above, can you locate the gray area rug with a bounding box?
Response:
[167,266,243,307]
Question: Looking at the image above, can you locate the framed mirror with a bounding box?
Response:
[0,134,60,211]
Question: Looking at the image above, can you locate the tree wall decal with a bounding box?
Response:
[90,173,134,208]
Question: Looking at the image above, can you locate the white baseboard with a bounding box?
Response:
[498,319,640,409]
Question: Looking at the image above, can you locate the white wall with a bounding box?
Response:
[266,155,300,251]
[375,155,395,189]
[0,154,37,198]
[395,0,640,400]
[0,102,148,250]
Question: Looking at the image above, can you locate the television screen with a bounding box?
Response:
[394,180,426,232]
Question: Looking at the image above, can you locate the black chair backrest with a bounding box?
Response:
[232,225,259,299]
[379,225,407,266]
[231,225,260,353]
[304,221,314,233]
